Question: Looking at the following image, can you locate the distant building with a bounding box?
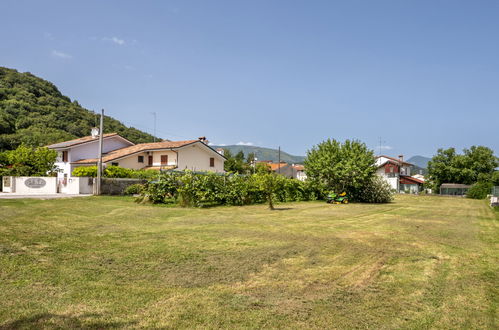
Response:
[440,183,471,196]
[258,161,307,180]
[375,155,424,193]
[47,131,226,188]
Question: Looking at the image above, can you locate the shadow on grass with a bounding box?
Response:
[272,207,293,211]
[0,313,136,329]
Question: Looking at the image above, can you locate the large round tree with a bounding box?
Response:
[304,139,376,199]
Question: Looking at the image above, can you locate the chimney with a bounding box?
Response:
[216,148,224,156]
[198,136,209,144]
[398,155,404,163]
[91,127,99,138]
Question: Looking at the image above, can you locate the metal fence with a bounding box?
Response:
[492,186,499,197]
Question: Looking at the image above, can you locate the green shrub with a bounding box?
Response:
[355,176,394,203]
[139,171,322,207]
[467,182,493,199]
[72,165,160,180]
[123,183,144,195]
[72,166,97,177]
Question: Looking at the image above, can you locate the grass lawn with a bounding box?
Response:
[0,195,497,329]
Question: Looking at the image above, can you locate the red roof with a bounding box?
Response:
[268,163,288,171]
[400,176,424,185]
[377,155,413,166]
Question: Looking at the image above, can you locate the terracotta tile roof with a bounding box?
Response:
[376,155,413,166]
[72,140,199,164]
[46,133,120,149]
[268,163,288,171]
[400,175,424,184]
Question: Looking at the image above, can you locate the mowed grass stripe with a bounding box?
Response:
[0,195,497,328]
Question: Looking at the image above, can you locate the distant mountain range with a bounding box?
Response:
[407,155,431,175]
[407,155,431,169]
[211,145,306,164]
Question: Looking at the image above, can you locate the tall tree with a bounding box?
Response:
[304,139,376,199]
[427,146,498,190]
[223,149,252,174]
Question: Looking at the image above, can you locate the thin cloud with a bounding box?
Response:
[51,50,72,59]
[379,145,393,150]
[236,141,254,146]
[43,32,54,40]
[103,36,125,45]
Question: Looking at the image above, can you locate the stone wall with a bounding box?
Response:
[100,178,146,195]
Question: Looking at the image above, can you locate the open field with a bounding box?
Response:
[0,195,497,329]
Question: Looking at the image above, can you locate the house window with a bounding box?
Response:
[210,157,215,167]
[62,151,68,162]
[161,155,168,165]
[138,155,144,163]
[111,162,119,166]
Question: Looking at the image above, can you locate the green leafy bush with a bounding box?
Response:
[123,183,144,195]
[140,171,321,207]
[72,166,97,177]
[355,175,394,203]
[467,182,493,199]
[72,165,159,180]
[0,144,57,176]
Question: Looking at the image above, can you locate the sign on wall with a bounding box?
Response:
[24,178,47,189]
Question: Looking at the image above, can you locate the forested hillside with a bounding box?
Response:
[0,67,157,151]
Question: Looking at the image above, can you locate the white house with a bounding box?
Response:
[375,155,424,193]
[47,130,226,183]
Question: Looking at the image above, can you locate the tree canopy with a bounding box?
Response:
[0,145,57,176]
[427,146,498,190]
[304,139,377,199]
[0,67,158,151]
[223,149,255,174]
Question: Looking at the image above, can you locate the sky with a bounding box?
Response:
[1,0,498,157]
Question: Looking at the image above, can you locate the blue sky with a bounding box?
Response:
[1,0,498,157]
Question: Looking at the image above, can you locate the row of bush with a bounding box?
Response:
[72,165,160,180]
[136,170,394,207]
[137,171,322,207]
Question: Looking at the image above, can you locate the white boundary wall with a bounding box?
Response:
[59,177,94,194]
[3,177,58,194]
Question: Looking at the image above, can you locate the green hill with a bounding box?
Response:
[407,155,431,175]
[0,67,157,151]
[211,145,306,164]
[407,155,431,169]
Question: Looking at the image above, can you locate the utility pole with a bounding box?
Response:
[96,109,104,195]
[278,146,281,174]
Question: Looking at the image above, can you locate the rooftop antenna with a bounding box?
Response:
[151,112,157,142]
[378,137,386,156]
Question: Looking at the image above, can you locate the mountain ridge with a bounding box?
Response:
[211,145,306,164]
